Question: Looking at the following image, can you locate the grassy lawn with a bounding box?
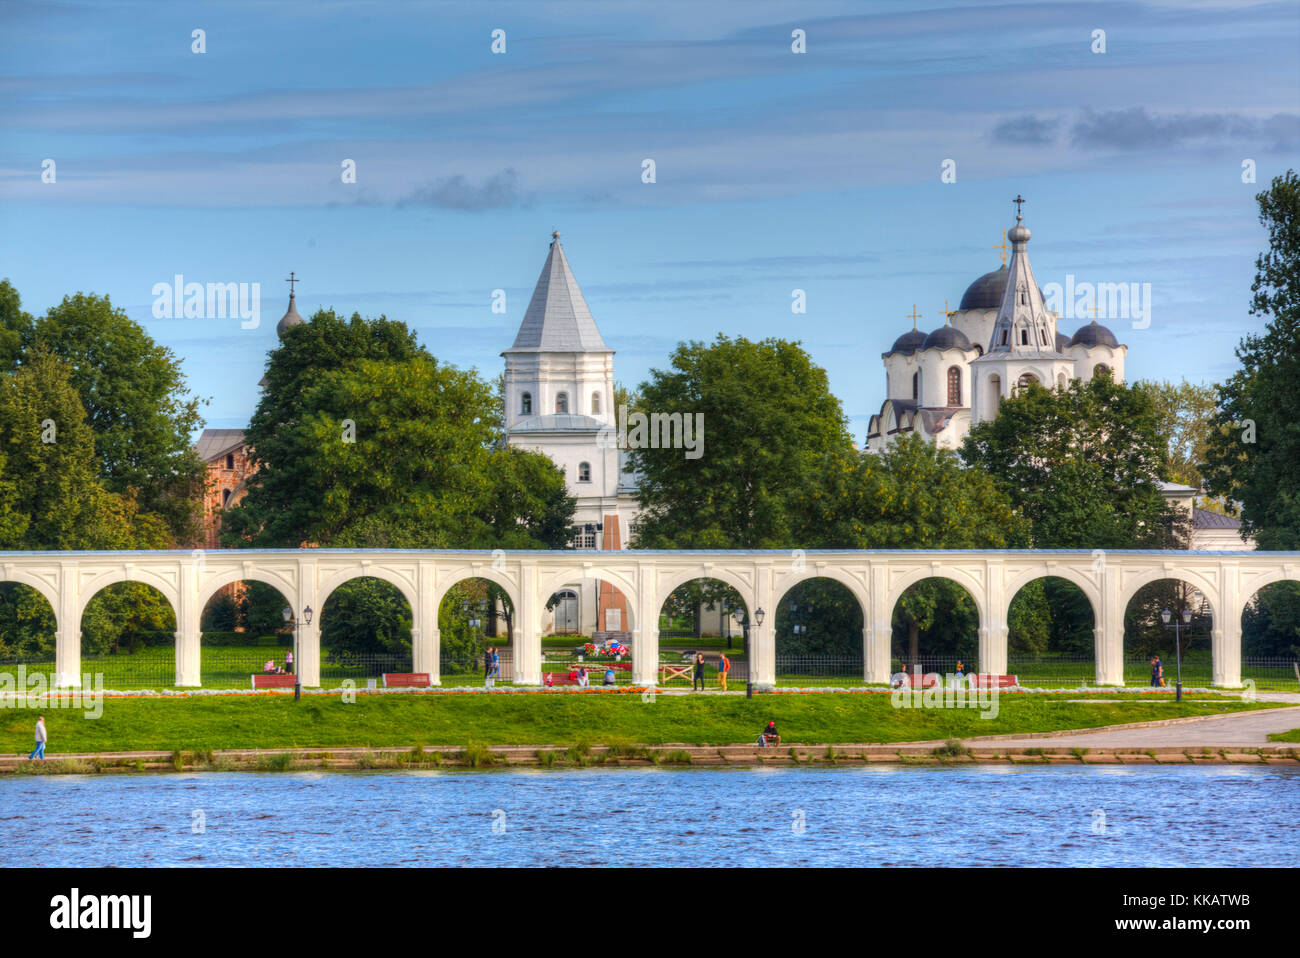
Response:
[1268,728,1300,742]
[0,692,1274,753]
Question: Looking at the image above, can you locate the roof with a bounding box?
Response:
[1068,320,1121,349]
[503,232,612,354]
[887,329,927,355]
[509,413,607,434]
[959,263,1045,312]
[277,293,305,338]
[922,325,973,351]
[195,429,246,462]
[1193,508,1242,530]
[1158,481,1198,495]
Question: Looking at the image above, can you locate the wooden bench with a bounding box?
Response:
[383,672,431,688]
[894,672,942,689]
[251,674,296,690]
[543,666,625,687]
[969,673,1019,689]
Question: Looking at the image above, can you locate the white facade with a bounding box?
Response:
[867,213,1127,453]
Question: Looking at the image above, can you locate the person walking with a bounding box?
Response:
[718,651,731,692]
[491,647,501,685]
[28,716,46,760]
[285,648,294,675]
[1150,656,1163,688]
[484,646,495,688]
[693,653,706,691]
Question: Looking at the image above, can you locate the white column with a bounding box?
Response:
[514,562,541,685]
[751,563,775,689]
[1214,564,1241,687]
[980,561,1008,676]
[412,560,437,680]
[633,562,659,686]
[864,564,892,684]
[174,561,201,687]
[298,558,320,687]
[1095,563,1124,685]
[54,564,80,688]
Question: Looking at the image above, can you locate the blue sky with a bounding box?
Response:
[1,0,1297,440]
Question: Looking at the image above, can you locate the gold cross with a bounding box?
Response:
[906,304,922,329]
[939,300,953,325]
[1085,300,1101,320]
[993,231,1010,264]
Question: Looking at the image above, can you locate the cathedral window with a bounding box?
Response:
[1020,329,1029,346]
[521,392,532,415]
[578,461,591,483]
[911,371,919,401]
[556,392,569,414]
[225,453,234,470]
[222,489,231,506]
[1040,329,1048,345]
[947,366,961,406]
[591,392,601,415]
[1000,330,1008,346]
[1016,372,1039,394]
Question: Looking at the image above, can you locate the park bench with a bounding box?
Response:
[251,674,296,690]
[383,672,431,688]
[895,672,942,689]
[969,673,1019,689]
[543,664,629,687]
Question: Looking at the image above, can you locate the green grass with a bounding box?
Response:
[0,692,1274,754]
[1267,728,1300,743]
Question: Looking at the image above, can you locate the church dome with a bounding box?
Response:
[1069,320,1120,349]
[922,325,972,351]
[277,293,304,338]
[887,329,927,355]
[959,263,1045,311]
[1055,331,1070,351]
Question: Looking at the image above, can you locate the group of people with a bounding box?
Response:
[261,650,294,675]
[1150,655,1165,687]
[483,646,501,687]
[692,652,731,691]
[542,665,620,688]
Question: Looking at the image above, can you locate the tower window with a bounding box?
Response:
[1000,330,1008,346]
[521,392,532,415]
[555,392,568,414]
[1020,329,1029,346]
[591,392,601,415]
[1016,372,1039,394]
[578,461,591,483]
[225,453,234,470]
[221,489,231,506]
[947,366,961,406]
[911,371,919,401]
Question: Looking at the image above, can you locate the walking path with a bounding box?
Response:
[954,704,1300,749]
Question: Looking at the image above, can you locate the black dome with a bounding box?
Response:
[922,326,973,351]
[1068,321,1120,349]
[888,329,927,355]
[1054,331,1070,351]
[958,264,1045,311]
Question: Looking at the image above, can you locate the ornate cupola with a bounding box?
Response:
[985,199,1057,355]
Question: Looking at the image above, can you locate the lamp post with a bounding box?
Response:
[282,605,313,702]
[732,606,766,699]
[1160,607,1191,703]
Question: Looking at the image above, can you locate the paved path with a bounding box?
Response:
[965,705,1300,749]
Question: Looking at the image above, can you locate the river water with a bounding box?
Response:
[3,765,1297,867]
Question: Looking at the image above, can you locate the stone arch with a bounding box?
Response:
[887,565,988,628]
[1005,566,1100,625]
[1233,569,1300,627]
[1004,570,1100,685]
[432,566,521,615]
[654,567,755,619]
[318,565,419,617]
[0,571,60,633]
[535,566,639,634]
[772,568,869,618]
[75,568,180,623]
[197,567,298,612]
[1120,568,1219,623]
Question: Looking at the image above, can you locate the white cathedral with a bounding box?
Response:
[866,205,1126,453]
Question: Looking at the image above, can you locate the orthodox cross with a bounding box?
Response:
[1013,194,1026,217]
[939,300,953,325]
[285,271,299,297]
[906,304,922,329]
[993,230,1010,264]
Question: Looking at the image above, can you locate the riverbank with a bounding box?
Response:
[0,691,1282,760]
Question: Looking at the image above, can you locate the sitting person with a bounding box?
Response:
[576,667,589,688]
[759,720,780,746]
[545,672,555,687]
[603,667,616,686]
[263,660,277,674]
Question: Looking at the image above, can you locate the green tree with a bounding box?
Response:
[0,279,33,373]
[628,335,853,549]
[960,375,1185,549]
[1140,379,1221,506]
[1202,170,1300,549]
[31,293,205,544]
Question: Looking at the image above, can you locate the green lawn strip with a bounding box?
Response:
[0,694,1273,754]
[1267,728,1300,743]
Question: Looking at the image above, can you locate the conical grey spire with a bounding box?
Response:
[986,211,1060,355]
[504,232,612,353]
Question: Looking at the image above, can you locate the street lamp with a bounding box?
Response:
[282,605,313,702]
[732,606,766,699]
[1160,607,1192,703]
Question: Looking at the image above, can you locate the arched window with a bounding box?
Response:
[221,489,231,506]
[1057,372,1067,390]
[578,461,591,483]
[911,371,919,401]
[987,374,1002,419]
[946,366,962,406]
[591,392,601,415]
[225,453,234,470]
[555,392,568,414]
[1094,363,1111,379]
[1020,329,1029,346]
[521,392,532,415]
[1016,372,1039,394]
[1039,329,1048,346]
[1000,329,1008,346]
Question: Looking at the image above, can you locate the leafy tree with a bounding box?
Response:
[1242,581,1300,658]
[960,375,1185,549]
[319,577,412,662]
[31,293,205,544]
[1007,577,1095,656]
[1202,170,1300,549]
[629,335,853,549]
[1140,379,1224,509]
[0,279,33,373]
[775,578,863,657]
